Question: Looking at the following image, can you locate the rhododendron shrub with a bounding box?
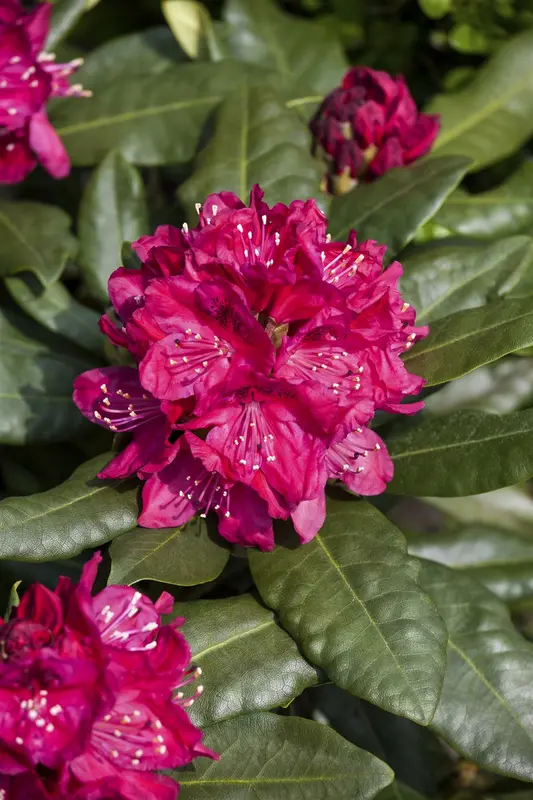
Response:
[310,66,440,192]
[0,0,89,183]
[73,186,427,550]
[0,553,214,800]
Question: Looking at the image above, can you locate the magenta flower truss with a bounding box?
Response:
[74,186,428,550]
[0,553,215,800]
[310,66,440,188]
[0,0,90,184]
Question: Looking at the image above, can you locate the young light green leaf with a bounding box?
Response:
[108,517,229,587]
[162,1,215,59]
[428,29,533,169]
[0,454,138,562]
[5,274,105,358]
[327,156,470,255]
[224,0,346,95]
[408,526,533,607]
[174,595,319,728]
[0,201,77,287]
[419,560,533,780]
[176,712,394,799]
[78,150,148,304]
[179,85,323,219]
[388,408,533,496]
[403,297,533,386]
[401,237,532,323]
[46,0,94,50]
[249,499,447,725]
[433,163,533,239]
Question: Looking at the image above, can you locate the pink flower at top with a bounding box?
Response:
[0,553,215,800]
[0,0,90,184]
[310,66,440,192]
[74,185,427,550]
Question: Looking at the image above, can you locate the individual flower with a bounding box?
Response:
[0,0,90,184]
[310,66,440,193]
[0,553,215,800]
[74,185,427,550]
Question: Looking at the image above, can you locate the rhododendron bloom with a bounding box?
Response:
[74,184,427,550]
[310,66,440,192]
[0,0,90,183]
[0,553,215,799]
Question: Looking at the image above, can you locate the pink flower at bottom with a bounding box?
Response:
[0,554,216,800]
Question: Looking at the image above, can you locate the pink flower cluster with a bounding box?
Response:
[74,186,427,550]
[310,66,440,189]
[0,554,214,800]
[0,0,89,184]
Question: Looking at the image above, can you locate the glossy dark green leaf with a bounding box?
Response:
[308,685,449,797]
[51,61,264,167]
[5,274,105,358]
[46,0,92,50]
[249,499,447,725]
[401,237,532,323]
[403,298,533,386]
[0,454,138,562]
[176,712,393,799]
[0,201,76,286]
[224,0,346,95]
[428,30,533,169]
[378,784,427,800]
[174,594,319,728]
[419,559,533,780]
[179,85,323,219]
[408,526,533,607]
[388,408,533,496]
[425,358,533,416]
[327,157,470,255]
[108,517,229,587]
[0,310,93,445]
[433,163,533,239]
[78,150,148,304]
[74,27,187,90]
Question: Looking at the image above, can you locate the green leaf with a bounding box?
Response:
[46,0,93,51]
[0,201,76,287]
[4,581,21,620]
[401,237,532,323]
[418,0,452,19]
[5,274,105,359]
[403,298,533,386]
[425,358,533,416]
[387,408,533,496]
[108,517,229,587]
[408,525,533,607]
[249,499,447,725]
[0,454,138,562]
[327,157,470,256]
[223,0,346,95]
[162,0,214,59]
[78,150,148,304]
[428,29,533,169]
[433,163,533,239]
[74,27,187,90]
[179,85,323,219]
[419,559,533,780]
[0,310,94,445]
[176,712,394,799]
[424,487,533,536]
[51,61,265,167]
[175,594,319,728]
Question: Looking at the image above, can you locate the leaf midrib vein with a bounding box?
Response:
[314,533,423,715]
[192,619,275,661]
[391,423,533,460]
